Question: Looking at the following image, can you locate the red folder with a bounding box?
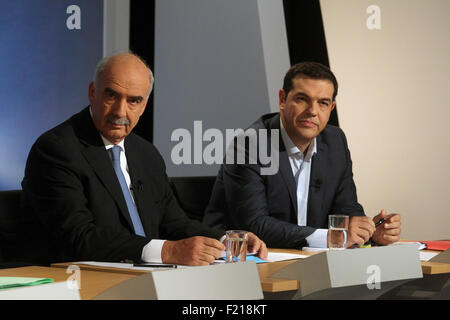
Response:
[421,240,450,251]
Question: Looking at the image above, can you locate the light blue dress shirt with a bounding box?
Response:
[279,118,327,248]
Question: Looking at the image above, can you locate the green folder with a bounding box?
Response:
[0,277,54,290]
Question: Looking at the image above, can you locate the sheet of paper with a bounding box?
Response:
[214,252,263,264]
[77,261,133,268]
[302,247,329,252]
[214,251,308,264]
[266,252,309,262]
[303,242,427,252]
[419,251,439,261]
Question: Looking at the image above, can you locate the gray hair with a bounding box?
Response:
[93,52,154,99]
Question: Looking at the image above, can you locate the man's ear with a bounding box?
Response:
[88,82,95,105]
[279,89,286,111]
[330,101,336,112]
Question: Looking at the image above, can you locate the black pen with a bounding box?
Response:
[133,263,177,268]
[375,217,386,228]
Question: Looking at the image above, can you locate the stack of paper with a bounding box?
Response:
[392,241,427,250]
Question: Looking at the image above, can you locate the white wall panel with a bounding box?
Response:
[321,0,450,240]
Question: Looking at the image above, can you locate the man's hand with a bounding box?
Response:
[346,216,376,247]
[247,232,268,260]
[371,209,401,245]
[161,236,225,266]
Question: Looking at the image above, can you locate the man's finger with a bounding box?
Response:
[354,229,371,242]
[352,221,375,237]
[382,234,400,243]
[248,238,261,253]
[197,252,217,265]
[200,237,226,251]
[383,228,401,236]
[386,213,401,223]
[352,216,375,230]
[347,235,365,247]
[255,241,268,259]
[384,221,401,229]
[374,209,387,221]
[360,221,376,234]
[198,242,224,259]
[248,239,268,258]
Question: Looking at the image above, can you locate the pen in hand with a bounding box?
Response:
[360,218,387,247]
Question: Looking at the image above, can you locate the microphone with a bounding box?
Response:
[132,180,144,192]
[311,178,322,189]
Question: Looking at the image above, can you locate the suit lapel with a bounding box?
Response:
[124,136,154,238]
[74,107,135,231]
[268,114,298,214]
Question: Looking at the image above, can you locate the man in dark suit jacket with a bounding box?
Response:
[204,62,401,249]
[21,53,266,265]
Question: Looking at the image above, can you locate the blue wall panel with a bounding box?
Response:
[0,0,103,190]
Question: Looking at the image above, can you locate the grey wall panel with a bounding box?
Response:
[154,0,288,177]
[103,0,130,57]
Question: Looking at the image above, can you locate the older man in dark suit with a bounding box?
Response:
[21,53,266,265]
[204,62,402,249]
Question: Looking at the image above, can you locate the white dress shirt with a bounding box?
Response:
[279,119,327,248]
[90,108,164,262]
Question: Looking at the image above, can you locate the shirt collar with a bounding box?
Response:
[280,116,317,161]
[100,134,125,151]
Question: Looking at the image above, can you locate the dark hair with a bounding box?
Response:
[282,62,338,100]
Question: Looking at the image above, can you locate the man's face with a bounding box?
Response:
[89,55,150,144]
[279,76,335,149]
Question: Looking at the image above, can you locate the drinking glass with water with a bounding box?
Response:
[225,230,248,263]
[327,215,349,250]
